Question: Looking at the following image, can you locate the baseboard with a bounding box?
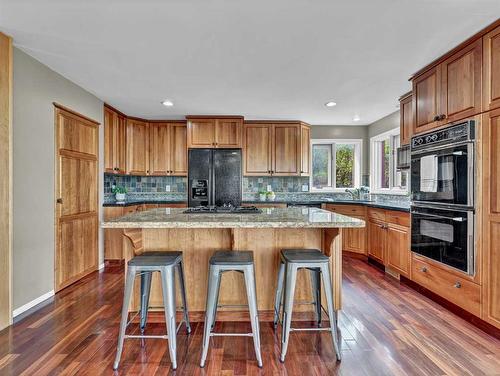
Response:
[13,290,55,319]
[99,263,105,270]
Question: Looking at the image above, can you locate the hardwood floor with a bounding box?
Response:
[1,257,499,375]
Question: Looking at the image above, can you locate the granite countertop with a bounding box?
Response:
[103,200,187,207]
[101,207,366,229]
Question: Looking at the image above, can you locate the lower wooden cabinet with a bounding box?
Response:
[385,223,410,276]
[325,204,367,255]
[367,219,386,263]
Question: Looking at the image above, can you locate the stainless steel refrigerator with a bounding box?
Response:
[188,149,242,207]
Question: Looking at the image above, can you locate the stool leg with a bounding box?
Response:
[310,268,322,327]
[177,260,191,334]
[113,266,136,370]
[243,265,263,368]
[139,271,153,334]
[320,263,341,361]
[210,271,222,330]
[200,264,219,368]
[280,263,297,363]
[273,261,285,330]
[160,266,178,370]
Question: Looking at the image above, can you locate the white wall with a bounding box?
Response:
[12,47,104,311]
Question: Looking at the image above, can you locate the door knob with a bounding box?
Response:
[420,266,427,273]
[454,281,462,288]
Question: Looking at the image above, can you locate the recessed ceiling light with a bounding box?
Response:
[161,100,174,107]
[325,101,337,107]
[352,115,361,122]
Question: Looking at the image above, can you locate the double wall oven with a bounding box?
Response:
[410,120,476,275]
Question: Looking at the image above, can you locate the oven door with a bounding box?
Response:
[410,142,474,207]
[411,205,474,275]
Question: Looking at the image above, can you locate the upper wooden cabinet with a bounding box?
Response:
[484,24,500,111]
[148,122,188,176]
[104,106,126,174]
[169,123,188,175]
[243,121,310,176]
[186,116,243,148]
[126,119,149,175]
[399,92,413,145]
[412,39,482,135]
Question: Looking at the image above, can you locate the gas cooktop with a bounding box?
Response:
[183,205,262,214]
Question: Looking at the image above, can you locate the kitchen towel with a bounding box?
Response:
[420,155,438,192]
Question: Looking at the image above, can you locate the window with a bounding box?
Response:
[311,139,362,191]
[370,129,408,193]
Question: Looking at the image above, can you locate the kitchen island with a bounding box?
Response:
[101,207,364,318]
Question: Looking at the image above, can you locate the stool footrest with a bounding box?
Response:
[290,327,332,332]
[125,334,169,339]
[210,332,254,337]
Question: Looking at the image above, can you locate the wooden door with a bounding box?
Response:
[385,224,410,276]
[272,124,300,176]
[441,39,482,123]
[413,66,441,134]
[342,216,367,255]
[300,124,310,176]
[187,119,216,148]
[243,123,272,176]
[484,25,500,111]
[170,122,188,175]
[399,93,413,145]
[481,109,500,328]
[55,105,99,291]
[126,119,149,175]
[215,118,242,148]
[149,122,170,175]
[367,219,385,263]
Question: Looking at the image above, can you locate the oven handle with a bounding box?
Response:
[411,211,467,222]
[411,141,473,155]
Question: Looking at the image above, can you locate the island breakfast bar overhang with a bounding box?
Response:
[101,208,365,319]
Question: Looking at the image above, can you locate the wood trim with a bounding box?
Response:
[398,91,412,101]
[103,102,128,118]
[186,115,244,120]
[409,17,500,80]
[53,102,100,125]
[244,119,310,125]
[0,32,12,330]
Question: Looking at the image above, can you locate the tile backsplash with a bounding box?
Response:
[104,175,187,194]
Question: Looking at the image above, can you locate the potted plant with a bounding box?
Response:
[258,190,267,202]
[266,190,276,201]
[112,186,127,202]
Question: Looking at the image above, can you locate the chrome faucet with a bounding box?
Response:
[345,188,361,200]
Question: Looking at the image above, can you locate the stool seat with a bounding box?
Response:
[128,251,182,267]
[209,250,254,265]
[281,249,328,263]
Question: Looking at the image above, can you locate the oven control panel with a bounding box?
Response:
[411,120,475,151]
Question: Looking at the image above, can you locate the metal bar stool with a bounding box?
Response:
[273,248,341,363]
[200,251,263,368]
[113,251,191,371]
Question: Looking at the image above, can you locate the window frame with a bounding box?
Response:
[310,138,362,192]
[370,128,408,195]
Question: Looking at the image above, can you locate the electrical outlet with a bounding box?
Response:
[267,185,272,191]
[165,185,171,192]
[302,184,309,192]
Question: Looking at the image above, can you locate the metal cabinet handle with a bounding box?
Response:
[420,266,427,273]
[56,198,63,204]
[454,281,462,288]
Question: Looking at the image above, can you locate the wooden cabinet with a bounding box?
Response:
[481,109,500,328]
[325,204,367,255]
[104,106,126,174]
[243,121,309,176]
[385,223,410,276]
[412,40,482,135]
[483,24,500,111]
[149,122,187,176]
[399,92,413,145]
[367,219,386,263]
[126,119,149,175]
[186,116,243,148]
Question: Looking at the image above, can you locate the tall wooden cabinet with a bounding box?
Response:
[484,24,500,111]
[186,116,243,148]
[243,121,310,176]
[104,106,126,174]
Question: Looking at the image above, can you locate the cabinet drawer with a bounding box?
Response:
[123,204,144,215]
[367,208,386,222]
[385,211,410,227]
[326,204,366,216]
[411,256,480,316]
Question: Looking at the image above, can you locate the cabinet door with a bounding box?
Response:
[149,122,170,175]
[385,224,410,276]
[441,39,482,123]
[273,124,300,176]
[216,118,242,148]
[413,66,441,134]
[104,108,115,173]
[342,215,367,255]
[368,219,385,263]
[187,119,216,148]
[300,124,310,176]
[170,123,187,176]
[483,25,500,111]
[399,94,413,145]
[126,119,149,175]
[115,114,127,174]
[104,207,125,260]
[243,124,272,176]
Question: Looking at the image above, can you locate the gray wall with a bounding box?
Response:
[13,48,104,310]
[310,125,369,174]
[368,111,399,139]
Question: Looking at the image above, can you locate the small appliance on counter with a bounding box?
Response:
[396,144,410,170]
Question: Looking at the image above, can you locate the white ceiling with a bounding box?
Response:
[1,0,499,125]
